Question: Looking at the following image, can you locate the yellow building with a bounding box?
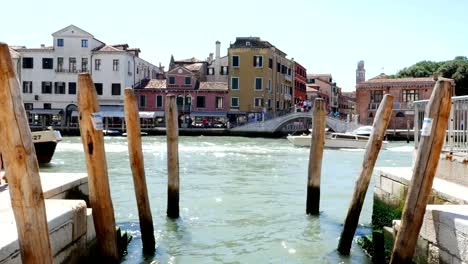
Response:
[228,37,293,119]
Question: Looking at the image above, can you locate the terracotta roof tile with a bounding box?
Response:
[144,79,166,89]
[185,63,204,71]
[96,45,122,52]
[364,77,434,83]
[199,82,228,91]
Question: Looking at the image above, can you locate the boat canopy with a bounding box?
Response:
[139,111,164,118]
[71,106,125,118]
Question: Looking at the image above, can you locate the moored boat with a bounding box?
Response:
[286,132,388,149]
[31,129,62,163]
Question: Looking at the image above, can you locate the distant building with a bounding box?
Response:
[294,61,307,103]
[356,60,365,84]
[10,25,161,127]
[206,41,229,83]
[228,37,294,122]
[306,73,339,112]
[356,73,437,129]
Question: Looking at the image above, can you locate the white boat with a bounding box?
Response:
[352,126,374,136]
[286,132,388,149]
[31,128,62,163]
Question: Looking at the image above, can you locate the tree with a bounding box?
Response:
[437,56,468,95]
[396,60,445,78]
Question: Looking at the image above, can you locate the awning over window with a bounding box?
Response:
[139,111,165,118]
[29,109,63,115]
[71,106,125,118]
[190,112,227,117]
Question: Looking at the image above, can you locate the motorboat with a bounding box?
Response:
[31,128,62,163]
[286,132,388,149]
[352,126,373,136]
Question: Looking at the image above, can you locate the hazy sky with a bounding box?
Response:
[1,0,467,91]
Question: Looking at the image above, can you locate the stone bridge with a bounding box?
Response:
[230,112,360,133]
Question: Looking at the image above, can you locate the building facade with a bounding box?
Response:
[227,37,294,122]
[10,25,160,127]
[356,74,437,129]
[306,73,339,112]
[206,41,229,83]
[294,62,307,103]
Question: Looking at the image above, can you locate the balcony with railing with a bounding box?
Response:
[55,68,89,74]
[368,101,414,111]
[414,95,468,156]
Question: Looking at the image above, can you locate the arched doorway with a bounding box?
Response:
[65,104,78,127]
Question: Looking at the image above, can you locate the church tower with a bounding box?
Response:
[356,60,365,83]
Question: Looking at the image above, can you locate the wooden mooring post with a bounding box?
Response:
[390,78,452,263]
[306,98,326,215]
[123,88,156,253]
[337,94,393,255]
[78,73,119,262]
[0,42,53,263]
[165,94,180,219]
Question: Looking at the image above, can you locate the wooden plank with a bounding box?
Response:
[337,94,394,255]
[165,94,180,219]
[390,78,452,263]
[123,88,155,253]
[77,73,119,261]
[0,42,53,264]
[306,98,326,215]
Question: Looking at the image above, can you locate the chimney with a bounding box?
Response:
[215,41,221,59]
[208,53,214,63]
[40,44,45,48]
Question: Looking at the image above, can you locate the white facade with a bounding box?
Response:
[11,25,161,126]
[206,41,229,83]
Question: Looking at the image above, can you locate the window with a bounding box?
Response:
[169,76,175,85]
[254,98,264,107]
[69,57,76,72]
[282,65,287,74]
[81,58,88,72]
[370,90,383,103]
[81,39,88,48]
[208,68,214,75]
[269,58,273,69]
[42,58,53,69]
[139,95,146,108]
[156,95,163,108]
[277,62,281,72]
[95,59,101,71]
[231,77,239,90]
[68,82,76,94]
[95,83,103,95]
[232,55,239,67]
[221,66,229,75]
[54,82,65,94]
[22,57,33,69]
[268,99,271,108]
[231,97,239,108]
[57,57,64,71]
[307,78,315,84]
[41,82,52,94]
[196,96,206,108]
[402,89,419,102]
[43,103,51,109]
[24,103,33,110]
[396,112,405,117]
[215,97,223,109]
[113,59,119,71]
[111,83,121,95]
[185,77,191,85]
[288,68,292,75]
[57,38,64,47]
[267,79,271,92]
[276,100,280,109]
[22,81,33,93]
[253,56,263,67]
[255,77,262,90]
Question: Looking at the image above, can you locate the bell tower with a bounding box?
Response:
[356,60,365,83]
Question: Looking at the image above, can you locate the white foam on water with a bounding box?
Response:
[386,145,414,152]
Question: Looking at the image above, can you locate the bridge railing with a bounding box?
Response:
[414,95,468,156]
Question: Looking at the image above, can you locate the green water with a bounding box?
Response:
[41,136,413,263]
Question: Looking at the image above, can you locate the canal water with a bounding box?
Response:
[41,136,413,263]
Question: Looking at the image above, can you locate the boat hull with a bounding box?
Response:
[34,141,58,163]
[287,134,387,149]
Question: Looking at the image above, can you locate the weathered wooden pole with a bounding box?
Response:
[77,73,119,262]
[165,94,180,219]
[0,43,53,263]
[337,94,394,255]
[306,98,326,215]
[123,88,156,253]
[390,78,452,263]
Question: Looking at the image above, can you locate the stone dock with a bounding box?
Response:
[373,153,468,263]
[0,172,95,263]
